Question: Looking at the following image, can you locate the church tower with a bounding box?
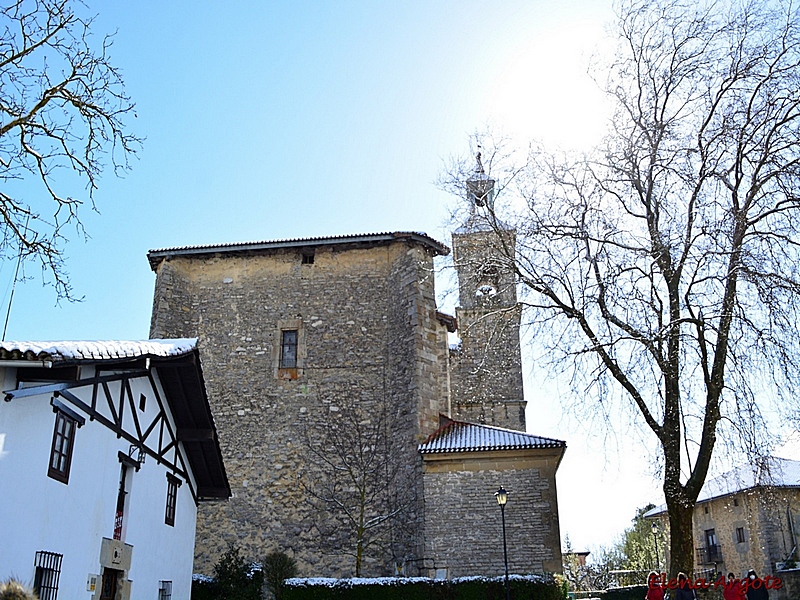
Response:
[449,154,526,430]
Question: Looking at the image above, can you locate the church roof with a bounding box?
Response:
[644,456,800,518]
[147,231,450,269]
[418,419,566,454]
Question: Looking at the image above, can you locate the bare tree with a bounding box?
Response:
[0,0,140,299]
[300,397,414,577]
[444,0,800,576]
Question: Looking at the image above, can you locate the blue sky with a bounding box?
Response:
[0,0,675,553]
[4,0,613,342]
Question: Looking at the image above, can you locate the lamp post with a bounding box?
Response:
[651,521,660,571]
[495,486,510,600]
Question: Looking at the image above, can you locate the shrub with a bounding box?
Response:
[282,574,565,600]
[0,580,38,600]
[262,552,297,600]
[190,544,263,600]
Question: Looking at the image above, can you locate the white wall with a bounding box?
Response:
[0,367,199,600]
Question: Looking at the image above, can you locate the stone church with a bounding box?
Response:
[146,173,566,578]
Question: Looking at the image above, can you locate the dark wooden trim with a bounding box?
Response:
[165,473,180,526]
[17,365,79,383]
[50,398,85,427]
[117,450,140,471]
[125,379,143,440]
[6,365,217,505]
[4,370,149,401]
[55,389,192,494]
[177,428,215,441]
[166,472,183,486]
[47,409,77,484]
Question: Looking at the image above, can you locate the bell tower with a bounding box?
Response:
[449,154,526,430]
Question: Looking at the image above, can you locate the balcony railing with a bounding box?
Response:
[696,544,723,564]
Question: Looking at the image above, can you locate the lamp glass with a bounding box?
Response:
[495,486,508,506]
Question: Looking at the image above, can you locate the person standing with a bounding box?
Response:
[723,572,745,600]
[674,573,697,600]
[745,570,769,600]
[646,572,665,600]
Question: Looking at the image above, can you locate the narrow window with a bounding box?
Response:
[158,581,172,600]
[705,528,719,561]
[736,527,746,543]
[48,410,77,484]
[704,505,709,514]
[33,551,62,600]
[139,393,146,411]
[165,474,182,526]
[280,330,298,369]
[733,498,739,507]
[114,463,129,540]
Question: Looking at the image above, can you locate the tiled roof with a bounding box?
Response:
[418,419,566,454]
[147,231,450,269]
[0,339,198,363]
[644,456,800,517]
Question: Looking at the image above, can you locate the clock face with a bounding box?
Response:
[476,284,497,297]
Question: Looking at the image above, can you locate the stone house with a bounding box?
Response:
[0,339,229,600]
[646,457,800,584]
[146,189,565,577]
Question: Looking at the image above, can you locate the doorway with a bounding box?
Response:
[100,568,121,600]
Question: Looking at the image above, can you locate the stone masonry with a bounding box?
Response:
[147,224,565,579]
[421,443,564,577]
[449,227,526,430]
[149,234,451,576]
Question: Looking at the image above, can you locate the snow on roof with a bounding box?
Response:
[418,419,566,454]
[644,456,800,518]
[0,339,198,363]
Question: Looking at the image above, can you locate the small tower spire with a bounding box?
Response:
[474,151,486,177]
[466,149,495,208]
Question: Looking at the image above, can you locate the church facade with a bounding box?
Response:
[147,209,565,577]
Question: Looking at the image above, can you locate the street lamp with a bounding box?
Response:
[651,521,660,571]
[495,486,510,600]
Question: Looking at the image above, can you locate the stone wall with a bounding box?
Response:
[149,240,449,577]
[690,487,800,580]
[421,449,563,577]
[449,229,525,431]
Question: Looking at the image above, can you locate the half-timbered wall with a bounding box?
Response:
[0,366,197,600]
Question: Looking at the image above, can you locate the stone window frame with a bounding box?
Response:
[735,526,746,544]
[274,318,305,380]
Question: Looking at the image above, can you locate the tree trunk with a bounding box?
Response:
[356,534,363,576]
[666,495,695,577]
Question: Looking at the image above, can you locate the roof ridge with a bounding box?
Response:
[448,418,566,442]
[419,419,566,454]
[147,231,450,270]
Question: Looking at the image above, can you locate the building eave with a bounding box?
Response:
[147,231,450,271]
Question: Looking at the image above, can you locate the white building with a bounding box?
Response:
[0,339,230,600]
